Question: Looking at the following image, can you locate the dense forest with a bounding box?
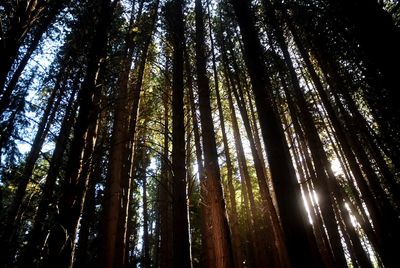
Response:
[1,0,400,267]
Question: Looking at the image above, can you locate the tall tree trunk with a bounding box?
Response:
[74,166,97,268]
[113,5,160,266]
[166,0,192,266]
[0,76,64,267]
[262,2,348,266]
[142,176,151,268]
[229,1,323,266]
[45,1,116,266]
[312,40,400,206]
[101,21,134,268]
[158,53,173,268]
[334,189,373,268]
[226,43,288,268]
[18,84,78,267]
[282,110,335,268]
[282,10,400,265]
[74,123,107,267]
[184,49,214,268]
[194,1,234,267]
[222,61,264,268]
[314,53,400,268]
[225,59,278,267]
[46,111,100,267]
[207,5,243,267]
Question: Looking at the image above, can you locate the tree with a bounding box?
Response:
[165,0,192,266]
[0,0,67,115]
[228,0,323,267]
[44,0,118,266]
[194,0,234,267]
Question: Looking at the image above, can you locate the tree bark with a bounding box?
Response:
[166,0,192,266]
[262,2,348,266]
[158,52,173,268]
[74,148,101,268]
[283,11,400,265]
[229,1,322,266]
[184,49,214,268]
[207,6,243,267]
[142,175,151,268]
[194,1,234,267]
[45,1,116,266]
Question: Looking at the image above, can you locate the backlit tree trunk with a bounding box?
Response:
[229,1,323,266]
[194,1,234,267]
[166,0,192,266]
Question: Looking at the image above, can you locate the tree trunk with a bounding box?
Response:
[229,1,322,266]
[45,1,116,266]
[282,110,335,268]
[46,111,100,267]
[329,0,400,129]
[0,75,64,266]
[184,49,214,268]
[142,176,151,268]
[194,1,234,267]
[227,43,289,268]
[207,6,243,267]
[0,0,66,110]
[284,12,400,265]
[221,59,261,268]
[263,2,348,265]
[159,53,173,268]
[166,0,192,266]
[18,84,78,267]
[101,25,134,268]
[74,155,99,268]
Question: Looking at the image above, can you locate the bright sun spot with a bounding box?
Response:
[330,158,343,176]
